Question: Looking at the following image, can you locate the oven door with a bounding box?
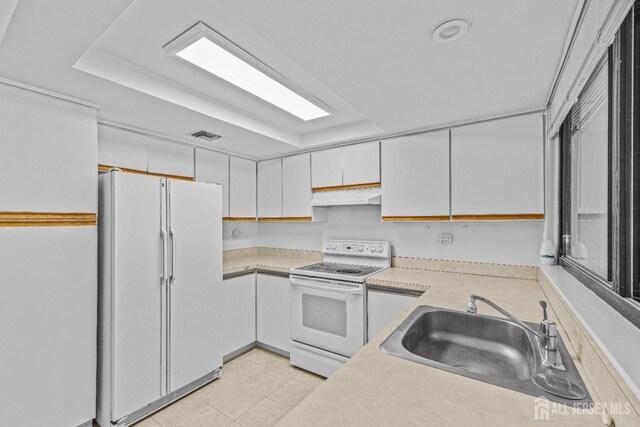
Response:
[290,275,365,357]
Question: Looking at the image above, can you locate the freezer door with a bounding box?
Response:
[111,173,166,420]
[167,179,223,392]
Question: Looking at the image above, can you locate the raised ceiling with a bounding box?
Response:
[0,0,579,159]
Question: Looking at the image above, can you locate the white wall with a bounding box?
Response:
[259,205,543,265]
[224,222,259,250]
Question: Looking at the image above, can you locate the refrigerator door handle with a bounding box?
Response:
[160,228,168,282]
[170,227,177,282]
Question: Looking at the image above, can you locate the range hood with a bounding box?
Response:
[310,187,381,207]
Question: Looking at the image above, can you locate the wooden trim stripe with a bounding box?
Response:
[0,212,97,227]
[98,164,194,181]
[312,182,381,192]
[382,215,450,221]
[223,217,257,221]
[258,217,313,222]
[451,213,545,221]
[282,216,312,221]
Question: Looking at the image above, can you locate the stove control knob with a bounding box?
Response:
[358,245,364,252]
[377,245,384,254]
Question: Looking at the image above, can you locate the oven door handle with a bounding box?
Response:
[290,277,363,295]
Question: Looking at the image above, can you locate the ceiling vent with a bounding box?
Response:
[190,130,222,142]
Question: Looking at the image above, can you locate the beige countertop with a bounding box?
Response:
[223,254,315,276]
[223,252,429,294]
[277,270,603,427]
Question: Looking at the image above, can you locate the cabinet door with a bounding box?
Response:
[311,147,342,189]
[147,141,194,179]
[257,159,283,219]
[381,131,449,219]
[98,125,148,172]
[195,149,230,218]
[282,154,311,219]
[229,157,257,219]
[257,274,291,353]
[367,291,417,341]
[343,142,380,186]
[451,114,544,218]
[222,274,257,357]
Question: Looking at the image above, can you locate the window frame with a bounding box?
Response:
[559,4,640,328]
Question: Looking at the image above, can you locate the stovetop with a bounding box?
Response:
[290,262,386,282]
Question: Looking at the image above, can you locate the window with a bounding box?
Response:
[565,55,609,279]
[559,3,640,327]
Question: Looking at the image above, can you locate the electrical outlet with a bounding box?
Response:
[440,232,453,245]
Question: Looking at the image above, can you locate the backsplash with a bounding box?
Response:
[223,221,259,250]
[256,205,544,266]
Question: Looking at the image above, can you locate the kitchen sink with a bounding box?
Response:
[380,305,593,406]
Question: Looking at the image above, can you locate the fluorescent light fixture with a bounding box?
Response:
[176,37,329,121]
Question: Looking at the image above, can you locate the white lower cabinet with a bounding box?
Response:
[257,274,291,353]
[222,274,257,357]
[367,290,417,341]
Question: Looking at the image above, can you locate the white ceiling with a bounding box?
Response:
[0,0,578,159]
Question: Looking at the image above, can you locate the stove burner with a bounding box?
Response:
[335,268,363,274]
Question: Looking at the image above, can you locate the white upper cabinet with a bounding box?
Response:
[342,142,380,186]
[381,131,450,220]
[311,147,342,188]
[282,153,312,218]
[195,149,229,218]
[0,84,97,212]
[98,126,194,179]
[451,114,544,218]
[229,157,257,219]
[147,141,194,178]
[98,125,148,171]
[311,143,380,189]
[257,159,283,219]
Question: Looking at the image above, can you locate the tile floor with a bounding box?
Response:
[128,348,325,427]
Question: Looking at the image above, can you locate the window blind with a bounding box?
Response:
[571,53,608,132]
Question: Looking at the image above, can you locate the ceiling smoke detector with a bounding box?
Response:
[190,130,222,142]
[432,19,471,43]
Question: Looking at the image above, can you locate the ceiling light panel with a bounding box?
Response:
[175,36,329,121]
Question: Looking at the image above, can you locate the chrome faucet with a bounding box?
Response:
[466,294,564,370]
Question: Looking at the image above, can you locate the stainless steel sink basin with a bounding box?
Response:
[380,305,592,406]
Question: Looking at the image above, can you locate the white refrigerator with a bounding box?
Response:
[97,171,223,427]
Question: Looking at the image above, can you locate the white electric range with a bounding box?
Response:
[289,240,391,377]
